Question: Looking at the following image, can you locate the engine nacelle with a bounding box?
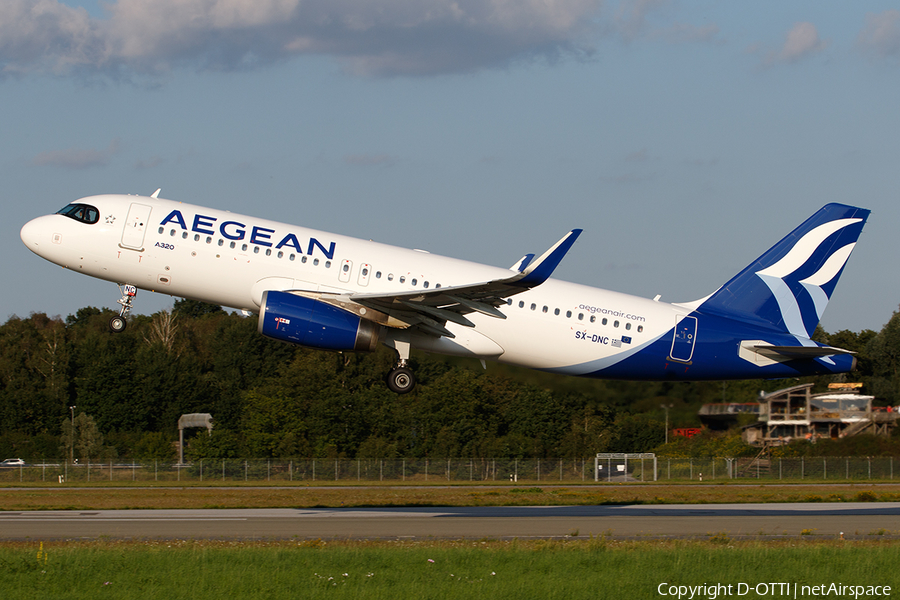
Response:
[258,291,381,352]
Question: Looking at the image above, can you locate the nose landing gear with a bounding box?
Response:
[109,284,137,333]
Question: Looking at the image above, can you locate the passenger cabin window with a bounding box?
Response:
[57,204,99,224]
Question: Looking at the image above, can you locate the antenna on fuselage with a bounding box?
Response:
[151,189,161,199]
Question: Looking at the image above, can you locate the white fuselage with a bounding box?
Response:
[21,194,685,375]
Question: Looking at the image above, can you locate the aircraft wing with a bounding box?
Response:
[348,229,582,338]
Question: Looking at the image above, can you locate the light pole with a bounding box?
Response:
[661,404,673,445]
[69,405,76,464]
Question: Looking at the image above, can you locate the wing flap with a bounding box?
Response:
[400,300,475,328]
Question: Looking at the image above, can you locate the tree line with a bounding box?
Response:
[1,300,899,462]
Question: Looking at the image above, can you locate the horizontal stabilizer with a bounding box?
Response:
[753,345,855,359]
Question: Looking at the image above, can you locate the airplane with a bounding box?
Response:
[20,193,869,394]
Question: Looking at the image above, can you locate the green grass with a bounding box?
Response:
[2,540,899,599]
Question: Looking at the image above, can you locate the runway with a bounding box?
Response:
[2,503,900,541]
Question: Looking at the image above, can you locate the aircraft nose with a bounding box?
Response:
[20,216,52,255]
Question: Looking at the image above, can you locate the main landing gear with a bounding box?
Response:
[109,284,137,333]
[386,360,416,394]
[386,339,416,394]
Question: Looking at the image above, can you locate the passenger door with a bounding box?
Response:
[120,203,152,250]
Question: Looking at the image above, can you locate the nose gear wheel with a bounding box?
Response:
[109,284,137,333]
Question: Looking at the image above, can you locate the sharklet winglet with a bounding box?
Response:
[509,229,582,288]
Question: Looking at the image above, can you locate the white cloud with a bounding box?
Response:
[0,0,605,78]
[780,22,825,61]
[758,22,827,68]
[31,139,121,169]
[0,0,104,75]
[857,10,900,59]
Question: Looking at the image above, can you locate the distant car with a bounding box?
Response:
[0,458,25,466]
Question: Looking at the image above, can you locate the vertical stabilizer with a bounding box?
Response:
[697,203,869,337]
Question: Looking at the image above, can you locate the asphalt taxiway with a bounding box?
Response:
[2,503,899,541]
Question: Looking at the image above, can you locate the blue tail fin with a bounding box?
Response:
[697,203,869,337]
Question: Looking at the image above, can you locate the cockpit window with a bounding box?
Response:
[57,203,99,224]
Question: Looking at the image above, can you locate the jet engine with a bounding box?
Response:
[258,291,381,352]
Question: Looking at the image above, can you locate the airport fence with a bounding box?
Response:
[2,457,900,484]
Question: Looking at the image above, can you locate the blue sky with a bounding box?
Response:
[3,0,900,334]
